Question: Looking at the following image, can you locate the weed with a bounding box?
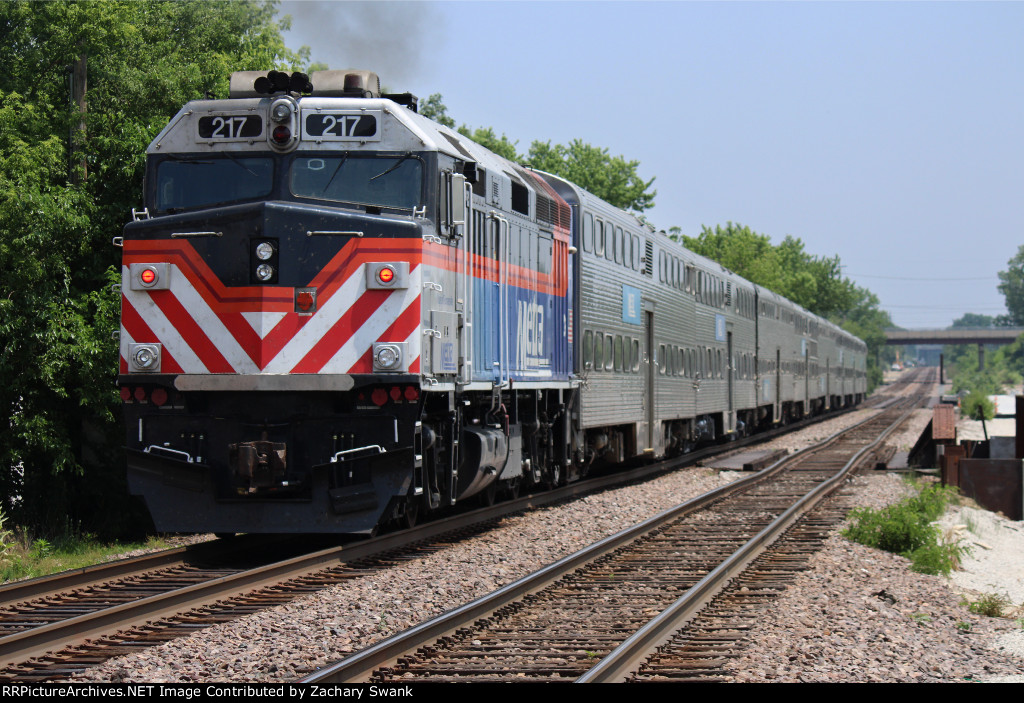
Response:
[961,510,979,536]
[585,651,599,659]
[0,509,12,566]
[30,539,53,559]
[957,621,972,632]
[962,593,1012,618]
[909,536,967,576]
[910,613,932,624]
[0,532,172,584]
[843,483,965,576]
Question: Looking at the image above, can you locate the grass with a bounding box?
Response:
[962,593,1013,618]
[0,524,173,584]
[842,482,967,576]
[961,510,979,536]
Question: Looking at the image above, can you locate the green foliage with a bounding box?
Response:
[842,484,965,576]
[947,326,1023,412]
[843,502,937,554]
[416,93,656,211]
[0,530,172,583]
[0,508,12,567]
[525,139,656,212]
[906,483,960,521]
[961,392,995,422]
[419,93,455,128]
[910,539,966,576]
[0,0,309,538]
[998,245,1024,326]
[956,621,971,632]
[962,592,1012,618]
[30,538,53,559]
[458,126,520,162]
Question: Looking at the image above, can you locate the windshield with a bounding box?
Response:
[290,154,423,211]
[155,156,274,212]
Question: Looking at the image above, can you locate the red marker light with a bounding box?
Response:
[404,386,419,402]
[377,266,395,285]
[120,387,132,402]
[371,388,388,406]
[389,386,402,402]
[151,388,169,407]
[134,387,147,402]
[296,291,314,311]
[140,268,157,285]
[272,125,291,144]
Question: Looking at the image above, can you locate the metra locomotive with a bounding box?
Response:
[118,70,867,534]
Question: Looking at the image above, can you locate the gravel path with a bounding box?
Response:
[70,405,1024,684]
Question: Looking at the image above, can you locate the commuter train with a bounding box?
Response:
[117,70,867,534]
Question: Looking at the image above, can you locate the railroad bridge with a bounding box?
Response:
[885,327,1024,371]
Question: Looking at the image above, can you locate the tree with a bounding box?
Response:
[526,139,656,212]
[997,245,1024,325]
[951,313,995,328]
[459,126,520,162]
[0,0,310,537]
[418,93,454,128]
[413,93,656,211]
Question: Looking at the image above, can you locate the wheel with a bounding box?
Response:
[546,464,562,490]
[504,477,521,500]
[400,496,420,530]
[478,481,498,507]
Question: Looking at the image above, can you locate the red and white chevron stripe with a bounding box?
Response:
[119,239,422,376]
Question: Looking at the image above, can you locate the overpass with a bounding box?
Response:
[885,328,1024,346]
[885,327,1024,372]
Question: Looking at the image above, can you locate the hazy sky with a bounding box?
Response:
[280,1,1024,330]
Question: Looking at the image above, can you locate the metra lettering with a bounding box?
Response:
[517,300,544,367]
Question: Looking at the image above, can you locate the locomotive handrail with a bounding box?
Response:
[329,445,385,463]
[170,231,223,238]
[460,180,474,387]
[144,445,194,463]
[498,213,510,389]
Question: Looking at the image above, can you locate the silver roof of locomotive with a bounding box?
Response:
[147,93,496,170]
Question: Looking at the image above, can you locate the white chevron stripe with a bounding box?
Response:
[319,282,422,373]
[168,272,260,374]
[261,267,369,374]
[119,324,135,363]
[241,311,289,339]
[122,267,208,373]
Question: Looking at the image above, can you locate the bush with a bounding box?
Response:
[909,538,966,576]
[963,592,1012,618]
[843,484,965,576]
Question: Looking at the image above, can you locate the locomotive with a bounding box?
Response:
[117,70,867,534]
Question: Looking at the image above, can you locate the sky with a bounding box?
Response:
[279,0,1024,330]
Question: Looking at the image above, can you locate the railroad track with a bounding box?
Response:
[301,377,932,683]
[0,375,923,682]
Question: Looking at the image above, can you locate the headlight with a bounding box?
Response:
[271,102,293,121]
[256,264,274,281]
[373,343,404,371]
[129,343,162,373]
[255,242,275,260]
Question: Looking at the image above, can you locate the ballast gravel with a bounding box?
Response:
[71,407,1024,684]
